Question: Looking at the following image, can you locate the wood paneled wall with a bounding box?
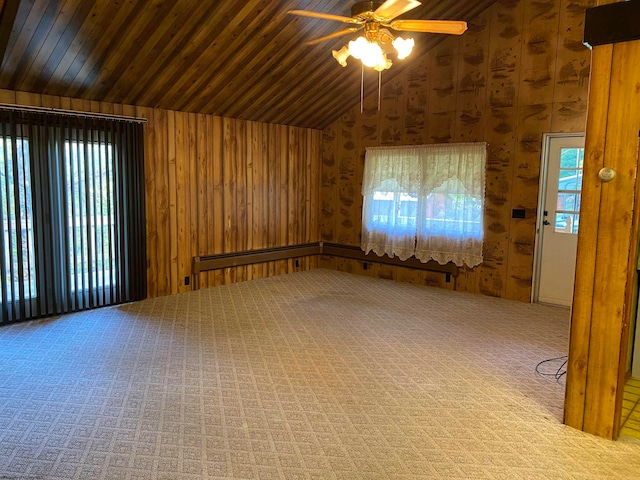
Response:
[0,89,322,298]
[320,0,594,301]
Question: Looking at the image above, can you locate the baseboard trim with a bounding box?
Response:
[193,242,460,285]
[192,243,322,273]
[322,243,459,280]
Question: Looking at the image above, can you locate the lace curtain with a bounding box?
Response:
[361,142,486,267]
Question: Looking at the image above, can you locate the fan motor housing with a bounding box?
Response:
[351,1,384,19]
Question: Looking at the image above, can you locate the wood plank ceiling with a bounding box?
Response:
[0,0,497,129]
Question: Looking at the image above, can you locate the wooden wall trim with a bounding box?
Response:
[193,243,322,273]
[322,243,459,282]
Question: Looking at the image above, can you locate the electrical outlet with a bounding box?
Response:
[295,259,299,268]
[184,276,190,286]
[363,263,368,270]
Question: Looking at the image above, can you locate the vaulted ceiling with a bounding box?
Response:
[0,0,498,129]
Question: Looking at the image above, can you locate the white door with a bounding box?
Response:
[535,135,585,306]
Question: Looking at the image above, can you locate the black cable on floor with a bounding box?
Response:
[536,355,568,384]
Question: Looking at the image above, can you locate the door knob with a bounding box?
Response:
[543,220,550,226]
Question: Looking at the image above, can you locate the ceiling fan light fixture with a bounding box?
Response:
[392,36,414,59]
[348,36,386,69]
[332,45,351,67]
[291,0,468,72]
[348,37,372,60]
[373,51,392,71]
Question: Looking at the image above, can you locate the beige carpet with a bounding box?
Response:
[1,268,639,479]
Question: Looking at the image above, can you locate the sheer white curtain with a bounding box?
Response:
[361,142,486,267]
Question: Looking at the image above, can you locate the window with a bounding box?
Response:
[554,147,584,234]
[0,135,37,302]
[361,142,486,267]
[64,140,116,293]
[0,109,146,325]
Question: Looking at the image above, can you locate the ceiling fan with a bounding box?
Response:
[288,0,467,71]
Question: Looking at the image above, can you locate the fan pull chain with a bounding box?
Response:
[360,68,383,113]
[360,63,364,113]
[378,70,381,111]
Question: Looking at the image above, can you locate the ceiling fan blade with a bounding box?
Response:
[288,10,362,24]
[304,27,363,46]
[388,19,468,35]
[374,0,422,21]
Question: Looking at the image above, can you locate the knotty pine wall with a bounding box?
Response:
[0,89,322,298]
[320,0,594,301]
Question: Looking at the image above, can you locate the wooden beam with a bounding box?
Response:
[584,1,640,48]
[585,39,640,439]
[565,36,640,440]
[564,42,613,433]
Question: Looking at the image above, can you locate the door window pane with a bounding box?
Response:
[557,193,580,211]
[560,147,584,169]
[554,147,584,235]
[558,169,582,191]
[555,213,579,234]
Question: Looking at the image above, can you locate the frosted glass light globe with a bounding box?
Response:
[348,37,384,68]
[348,37,367,59]
[393,37,414,60]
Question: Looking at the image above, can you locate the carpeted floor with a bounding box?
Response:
[1,268,639,479]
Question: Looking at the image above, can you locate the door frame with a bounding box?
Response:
[532,132,585,304]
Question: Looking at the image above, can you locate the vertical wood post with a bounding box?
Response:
[565,37,640,439]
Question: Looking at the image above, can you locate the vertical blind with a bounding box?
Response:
[0,109,146,325]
